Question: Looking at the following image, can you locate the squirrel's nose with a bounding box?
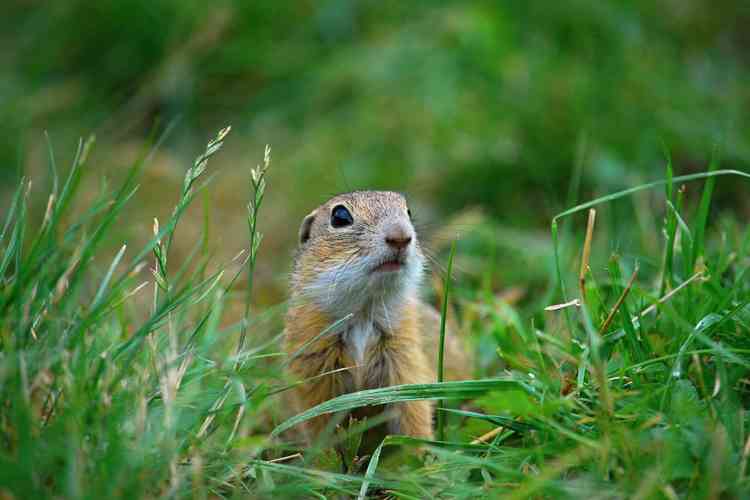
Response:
[384,225,412,250]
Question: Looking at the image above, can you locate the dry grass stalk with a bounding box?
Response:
[633,270,707,321]
[599,263,639,334]
[579,209,597,305]
[471,426,505,445]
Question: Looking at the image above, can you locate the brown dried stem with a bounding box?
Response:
[599,263,640,334]
[579,209,597,305]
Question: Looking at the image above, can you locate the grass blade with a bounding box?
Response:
[692,147,719,268]
[91,244,127,309]
[551,169,749,223]
[436,239,456,442]
[661,152,676,295]
[271,378,526,437]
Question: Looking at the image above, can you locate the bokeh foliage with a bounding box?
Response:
[4,1,749,206]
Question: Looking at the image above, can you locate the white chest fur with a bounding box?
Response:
[343,320,379,367]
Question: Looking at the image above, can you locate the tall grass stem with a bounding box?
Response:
[436,239,456,442]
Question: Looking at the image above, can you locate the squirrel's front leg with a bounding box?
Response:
[371,338,434,439]
[287,342,353,442]
[390,400,433,439]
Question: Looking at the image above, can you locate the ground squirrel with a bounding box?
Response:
[283,191,469,444]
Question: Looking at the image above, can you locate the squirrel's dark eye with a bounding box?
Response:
[407,208,412,219]
[330,205,353,228]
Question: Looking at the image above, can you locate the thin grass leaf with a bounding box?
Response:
[692,147,720,268]
[438,408,535,431]
[551,169,750,223]
[661,152,676,295]
[0,181,26,279]
[43,131,59,197]
[91,244,127,309]
[437,239,456,442]
[666,200,693,245]
[0,179,24,248]
[271,378,527,437]
[357,435,388,500]
[41,136,92,246]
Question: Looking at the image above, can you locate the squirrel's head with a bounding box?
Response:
[291,191,424,317]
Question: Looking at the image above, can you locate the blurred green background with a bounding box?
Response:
[3,0,750,309]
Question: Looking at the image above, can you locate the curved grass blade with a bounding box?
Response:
[271,378,526,437]
[551,169,749,224]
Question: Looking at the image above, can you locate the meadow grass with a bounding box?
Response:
[1,129,749,499]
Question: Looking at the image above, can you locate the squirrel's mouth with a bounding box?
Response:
[372,256,406,273]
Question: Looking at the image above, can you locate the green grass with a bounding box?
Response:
[1,130,750,499]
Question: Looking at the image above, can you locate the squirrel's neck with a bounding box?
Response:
[288,290,417,338]
[293,270,419,322]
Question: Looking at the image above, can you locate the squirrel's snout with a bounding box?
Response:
[386,234,412,250]
[384,223,413,251]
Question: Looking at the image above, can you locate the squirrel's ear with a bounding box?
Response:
[298,210,317,244]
